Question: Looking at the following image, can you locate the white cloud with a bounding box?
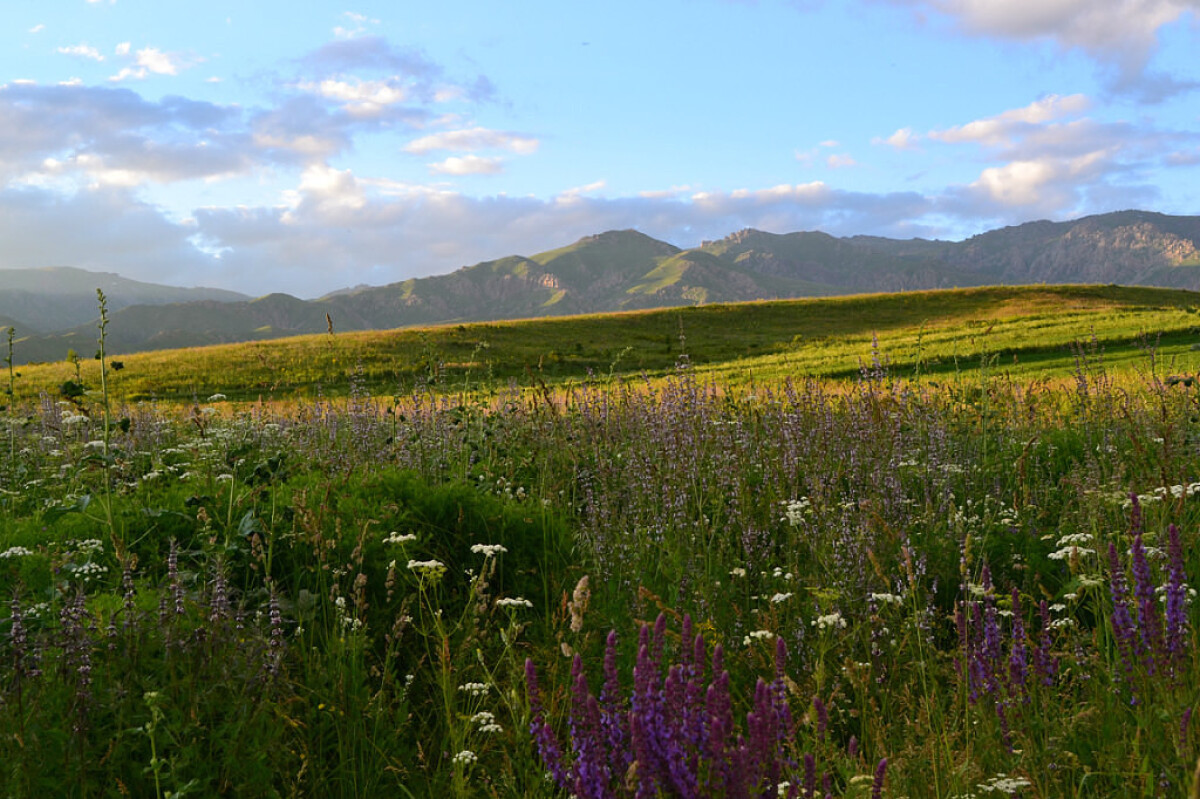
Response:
[428,155,504,175]
[297,77,408,116]
[928,94,1090,146]
[115,42,130,56]
[29,24,45,34]
[57,44,105,61]
[880,0,1200,93]
[827,153,858,168]
[110,46,188,81]
[334,10,380,39]
[404,127,540,155]
[876,127,918,149]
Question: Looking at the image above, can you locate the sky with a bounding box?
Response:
[1,1,1199,299]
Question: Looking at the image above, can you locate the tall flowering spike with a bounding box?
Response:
[1128,492,1143,537]
[1165,524,1189,671]
[1008,587,1028,698]
[705,668,734,793]
[813,696,829,743]
[1129,533,1163,672]
[803,752,816,797]
[871,757,888,799]
[525,658,568,788]
[1033,600,1058,687]
[1107,542,1137,687]
[569,656,609,799]
[599,630,630,773]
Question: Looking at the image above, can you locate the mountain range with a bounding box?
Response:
[3,209,1199,365]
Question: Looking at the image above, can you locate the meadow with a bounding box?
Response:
[1,287,1199,797]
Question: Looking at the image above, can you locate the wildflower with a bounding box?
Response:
[497,596,534,609]
[84,440,106,451]
[207,393,227,402]
[0,546,33,559]
[977,773,1032,794]
[744,629,775,646]
[451,750,478,766]
[813,612,846,631]
[729,567,747,578]
[407,559,447,580]
[459,682,491,697]
[869,592,904,605]
[769,592,793,604]
[470,543,507,557]
[383,531,417,544]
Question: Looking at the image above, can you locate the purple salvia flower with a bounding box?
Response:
[847,735,858,760]
[705,651,736,795]
[803,752,816,798]
[525,658,568,789]
[813,696,828,744]
[746,678,780,790]
[1180,707,1193,749]
[632,639,667,796]
[1008,588,1028,699]
[599,630,630,774]
[1033,600,1057,687]
[569,656,609,799]
[871,757,888,799]
[1164,524,1189,673]
[1129,533,1163,672]
[1108,542,1137,687]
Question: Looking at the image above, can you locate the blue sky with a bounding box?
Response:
[1,0,1199,297]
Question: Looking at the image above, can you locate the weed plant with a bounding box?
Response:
[1,327,1199,796]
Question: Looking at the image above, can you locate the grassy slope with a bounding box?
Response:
[10,284,1200,403]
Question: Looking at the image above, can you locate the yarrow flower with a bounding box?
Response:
[459,682,491,697]
[451,750,478,766]
[407,559,447,579]
[743,629,775,646]
[814,612,847,631]
[0,546,33,559]
[769,592,793,604]
[383,531,417,544]
[496,596,534,609]
[470,543,508,557]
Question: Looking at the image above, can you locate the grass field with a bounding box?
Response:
[9,284,1200,404]
[2,285,1200,797]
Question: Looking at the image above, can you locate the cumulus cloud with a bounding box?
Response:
[110,46,189,81]
[427,155,504,175]
[927,94,1090,146]
[57,44,104,61]
[879,0,1200,95]
[296,76,409,116]
[404,127,540,155]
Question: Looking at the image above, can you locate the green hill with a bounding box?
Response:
[10,284,1200,404]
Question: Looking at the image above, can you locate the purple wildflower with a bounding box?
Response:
[525,658,568,788]
[871,757,888,799]
[1164,524,1189,673]
[1129,533,1163,672]
[1107,542,1137,688]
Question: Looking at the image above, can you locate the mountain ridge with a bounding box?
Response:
[7,210,1200,364]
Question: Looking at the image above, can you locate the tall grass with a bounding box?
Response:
[1,319,1199,796]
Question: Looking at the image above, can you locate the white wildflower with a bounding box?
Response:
[451,750,477,766]
[207,393,227,402]
[470,543,507,557]
[869,592,904,605]
[770,592,793,604]
[459,682,491,697]
[730,567,747,578]
[496,596,534,609]
[813,612,846,631]
[0,546,33,559]
[383,531,418,544]
[407,559,447,579]
[743,629,775,646]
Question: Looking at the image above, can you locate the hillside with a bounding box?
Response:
[8,210,1200,364]
[0,266,249,335]
[11,284,1200,403]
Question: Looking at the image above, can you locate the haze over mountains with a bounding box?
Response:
[3,210,1199,365]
